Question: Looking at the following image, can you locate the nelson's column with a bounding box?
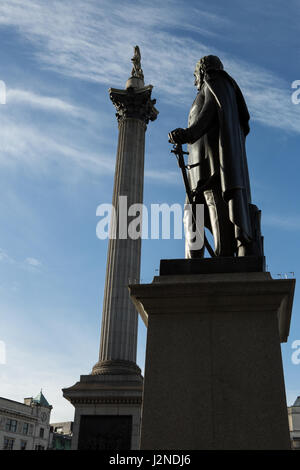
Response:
[63,46,158,450]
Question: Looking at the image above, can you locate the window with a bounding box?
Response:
[35,444,44,450]
[39,427,44,438]
[5,419,17,432]
[23,422,29,435]
[3,437,14,450]
[20,440,27,450]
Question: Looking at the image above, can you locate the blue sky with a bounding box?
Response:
[0,0,299,422]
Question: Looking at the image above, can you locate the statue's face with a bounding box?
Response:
[194,67,202,91]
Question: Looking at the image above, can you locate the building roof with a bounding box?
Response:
[32,390,51,408]
[293,396,300,407]
[0,396,38,420]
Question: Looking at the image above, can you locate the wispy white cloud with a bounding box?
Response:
[0,248,14,264]
[0,0,298,187]
[0,0,298,134]
[0,111,115,176]
[25,257,42,268]
[1,249,42,272]
[145,169,180,184]
[6,88,83,117]
[0,103,179,183]
[263,213,300,231]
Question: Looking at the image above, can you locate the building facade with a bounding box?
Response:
[288,396,300,449]
[0,391,52,450]
[49,421,73,450]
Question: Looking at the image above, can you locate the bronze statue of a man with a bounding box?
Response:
[169,55,263,258]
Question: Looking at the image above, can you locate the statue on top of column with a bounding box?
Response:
[131,45,144,80]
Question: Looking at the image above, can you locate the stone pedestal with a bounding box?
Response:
[129,260,295,450]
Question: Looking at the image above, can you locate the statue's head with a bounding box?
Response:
[194,55,224,89]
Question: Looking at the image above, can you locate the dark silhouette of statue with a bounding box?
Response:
[169,55,263,258]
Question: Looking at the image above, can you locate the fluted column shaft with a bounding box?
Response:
[92,85,157,375]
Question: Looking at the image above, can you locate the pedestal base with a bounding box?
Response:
[63,371,143,450]
[129,264,295,450]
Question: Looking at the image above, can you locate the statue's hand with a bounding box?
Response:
[168,128,187,145]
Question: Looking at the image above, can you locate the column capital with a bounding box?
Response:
[109,85,158,125]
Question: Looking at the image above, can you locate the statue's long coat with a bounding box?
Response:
[185,69,253,243]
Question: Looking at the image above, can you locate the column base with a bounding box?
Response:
[91,359,142,376]
[63,371,143,450]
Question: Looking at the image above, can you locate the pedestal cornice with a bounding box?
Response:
[129,271,295,343]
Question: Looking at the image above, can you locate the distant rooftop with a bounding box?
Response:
[293,396,300,407]
[32,390,51,408]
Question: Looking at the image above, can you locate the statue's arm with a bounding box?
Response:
[185,86,217,144]
[169,86,217,145]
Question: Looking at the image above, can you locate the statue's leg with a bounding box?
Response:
[184,195,205,259]
[204,187,235,257]
[236,206,264,257]
[227,190,254,257]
